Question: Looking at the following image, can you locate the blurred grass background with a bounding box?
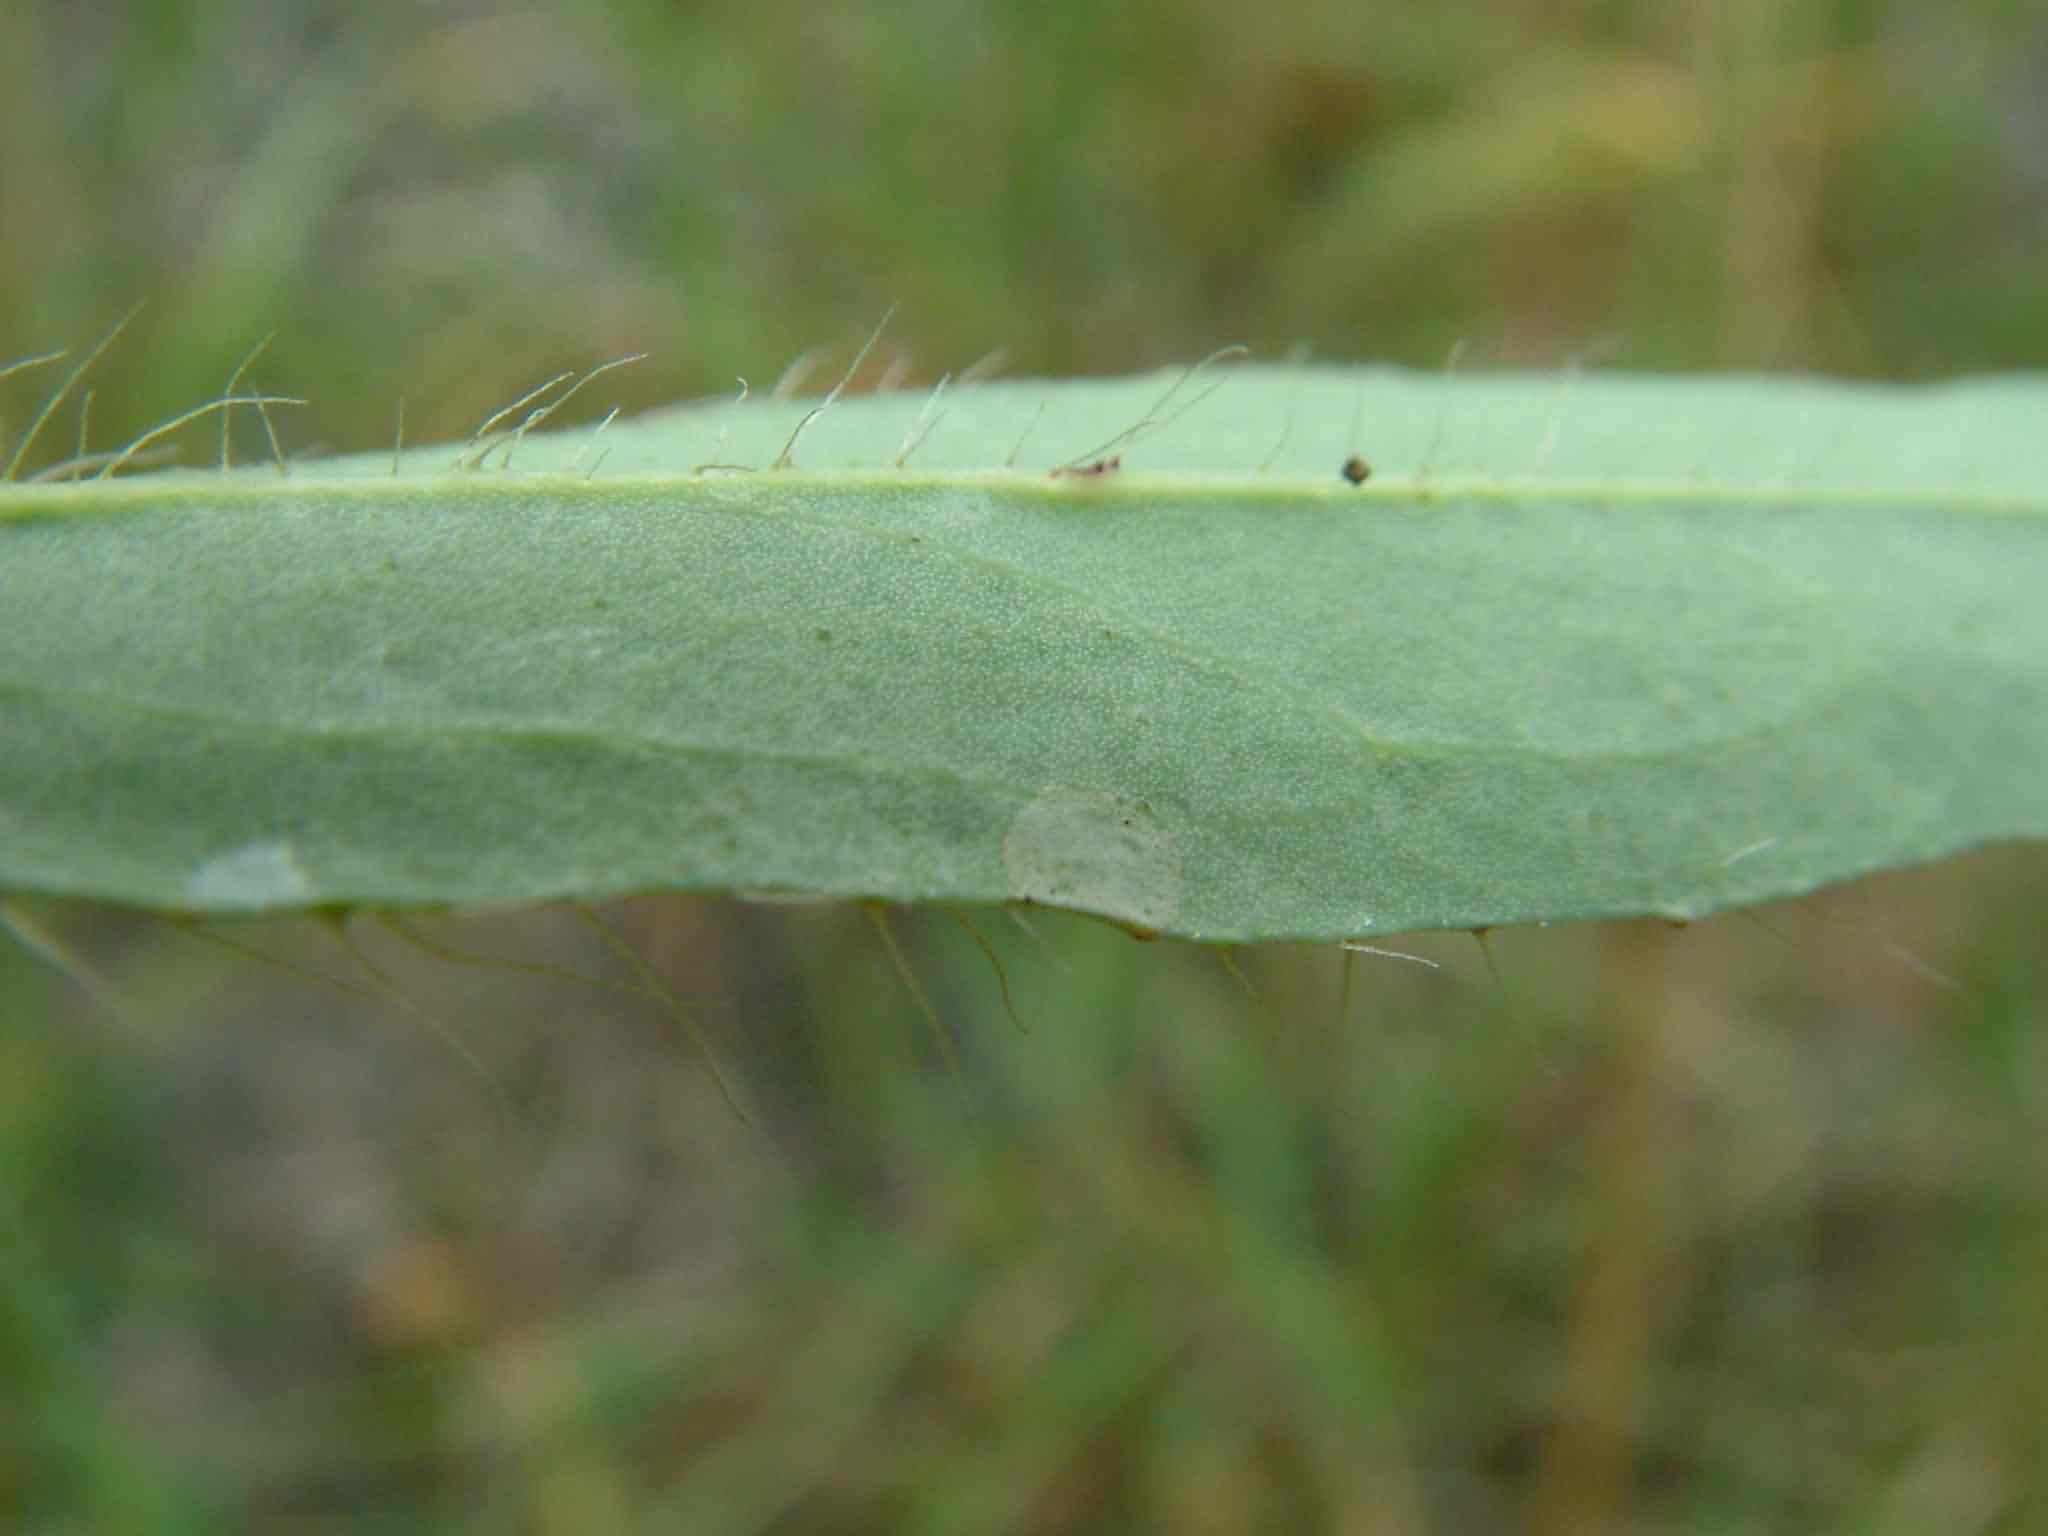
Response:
[4,0,2048,1530]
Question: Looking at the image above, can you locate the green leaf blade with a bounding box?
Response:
[4,367,2045,939]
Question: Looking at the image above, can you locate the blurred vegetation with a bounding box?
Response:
[4,0,2047,1530]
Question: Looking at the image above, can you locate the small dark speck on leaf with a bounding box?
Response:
[815,628,833,643]
[1053,455,1121,479]
[1341,454,1372,486]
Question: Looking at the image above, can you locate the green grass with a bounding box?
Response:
[5,863,2048,1529]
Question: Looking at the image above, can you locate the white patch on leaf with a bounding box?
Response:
[185,839,312,908]
[1002,788,1181,930]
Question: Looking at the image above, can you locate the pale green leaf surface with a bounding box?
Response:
[2,366,2044,940]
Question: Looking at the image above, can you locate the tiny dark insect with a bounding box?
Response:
[1341,454,1372,486]
[1051,455,1121,479]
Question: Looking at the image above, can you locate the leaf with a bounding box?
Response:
[2,365,2044,941]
